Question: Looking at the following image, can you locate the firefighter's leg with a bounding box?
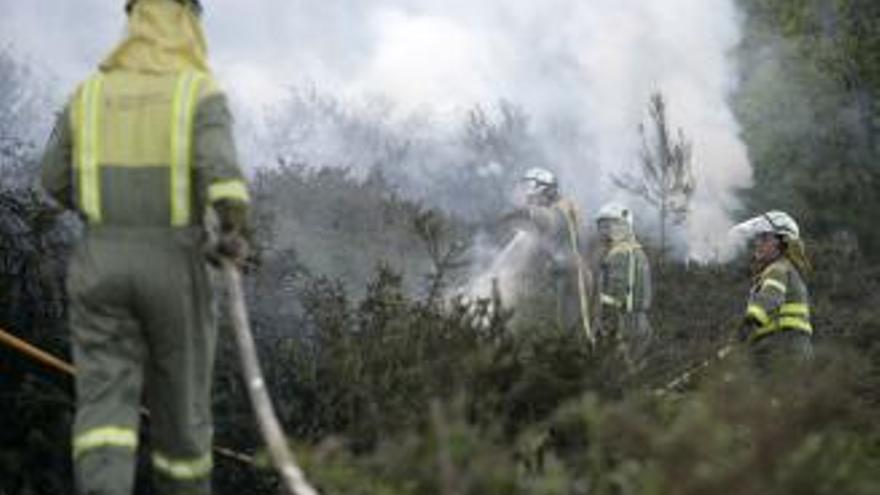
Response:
[138,240,217,494]
[556,270,586,339]
[789,331,814,361]
[616,314,637,374]
[623,313,654,370]
[68,239,145,495]
[753,331,813,374]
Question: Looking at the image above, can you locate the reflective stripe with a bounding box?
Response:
[170,72,206,226]
[152,451,213,480]
[761,278,787,294]
[73,426,137,459]
[77,75,104,223]
[208,179,250,203]
[777,316,813,333]
[746,303,771,326]
[780,303,809,317]
[751,316,813,341]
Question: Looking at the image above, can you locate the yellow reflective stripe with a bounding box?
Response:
[73,426,137,459]
[77,75,104,223]
[746,304,771,326]
[152,452,213,480]
[778,316,812,333]
[601,293,621,307]
[170,72,206,226]
[780,303,809,316]
[750,318,813,341]
[760,278,787,294]
[208,179,250,203]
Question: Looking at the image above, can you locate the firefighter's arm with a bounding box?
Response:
[742,266,787,339]
[194,85,251,263]
[498,206,554,234]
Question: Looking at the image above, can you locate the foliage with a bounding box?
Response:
[733,0,880,258]
[3,6,880,493]
[2,158,880,493]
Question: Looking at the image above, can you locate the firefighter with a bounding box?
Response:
[733,210,813,370]
[39,0,249,493]
[507,167,592,342]
[594,203,653,369]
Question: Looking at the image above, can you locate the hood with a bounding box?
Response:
[100,0,209,74]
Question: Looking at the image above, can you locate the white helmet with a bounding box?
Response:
[731,210,800,242]
[595,202,633,227]
[521,167,558,200]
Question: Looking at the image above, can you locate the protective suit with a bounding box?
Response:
[509,168,592,342]
[733,211,813,370]
[39,1,249,493]
[595,204,653,369]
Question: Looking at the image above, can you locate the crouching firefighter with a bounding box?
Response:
[733,210,813,370]
[594,203,653,370]
[39,0,250,493]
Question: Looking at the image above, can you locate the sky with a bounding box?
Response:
[0,0,751,258]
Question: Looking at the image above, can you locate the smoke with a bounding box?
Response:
[462,229,539,306]
[218,0,751,257]
[2,0,751,257]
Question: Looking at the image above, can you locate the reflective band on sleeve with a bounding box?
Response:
[152,451,213,480]
[746,303,771,326]
[76,75,104,224]
[760,278,787,294]
[73,426,137,459]
[170,72,207,226]
[208,179,250,203]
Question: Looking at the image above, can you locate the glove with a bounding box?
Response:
[205,231,249,269]
[216,231,249,266]
[207,199,252,268]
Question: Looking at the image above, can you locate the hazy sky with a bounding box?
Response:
[1,0,751,257]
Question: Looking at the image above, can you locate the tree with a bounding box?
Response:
[732,0,880,258]
[612,92,696,259]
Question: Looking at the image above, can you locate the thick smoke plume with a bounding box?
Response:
[2,0,751,257]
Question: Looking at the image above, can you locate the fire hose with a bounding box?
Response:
[0,262,318,495]
[222,260,317,495]
[653,343,736,396]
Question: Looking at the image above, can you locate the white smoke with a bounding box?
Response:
[2,0,751,257]
[216,0,752,258]
[463,229,539,306]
